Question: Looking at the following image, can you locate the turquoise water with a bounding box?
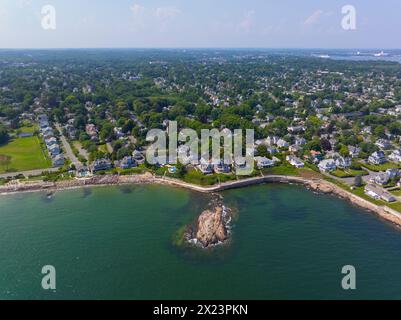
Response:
[1,183,401,300]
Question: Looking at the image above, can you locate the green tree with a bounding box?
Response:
[0,125,9,145]
[0,154,11,171]
[354,175,363,187]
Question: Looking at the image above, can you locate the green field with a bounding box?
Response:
[390,189,401,197]
[361,162,400,172]
[331,169,368,178]
[0,136,52,173]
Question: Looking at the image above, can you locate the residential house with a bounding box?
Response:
[132,150,145,165]
[365,184,396,202]
[266,136,279,146]
[386,168,400,180]
[318,159,337,172]
[295,137,307,146]
[45,137,57,147]
[86,124,98,141]
[348,146,361,158]
[48,144,61,157]
[289,145,301,153]
[91,158,112,172]
[116,156,137,169]
[43,130,54,140]
[213,161,231,174]
[389,150,401,163]
[287,126,306,134]
[255,157,275,168]
[286,155,305,168]
[114,127,125,139]
[276,139,289,149]
[52,154,65,167]
[375,139,392,150]
[368,151,387,165]
[371,173,390,186]
[335,156,352,169]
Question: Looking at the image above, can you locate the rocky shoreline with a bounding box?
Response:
[2,173,401,230]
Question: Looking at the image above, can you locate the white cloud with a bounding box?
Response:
[17,0,32,8]
[238,10,255,32]
[303,10,324,27]
[155,7,181,20]
[130,3,145,18]
[130,3,146,30]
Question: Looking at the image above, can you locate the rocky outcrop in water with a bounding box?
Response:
[195,206,228,247]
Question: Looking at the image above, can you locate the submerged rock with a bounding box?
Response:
[195,206,228,248]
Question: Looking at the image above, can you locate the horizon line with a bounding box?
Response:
[0,47,400,51]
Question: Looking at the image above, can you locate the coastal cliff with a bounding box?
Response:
[195,206,228,247]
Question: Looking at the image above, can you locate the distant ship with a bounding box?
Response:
[374,50,388,57]
[312,54,330,59]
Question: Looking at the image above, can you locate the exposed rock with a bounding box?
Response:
[308,181,334,194]
[195,206,228,247]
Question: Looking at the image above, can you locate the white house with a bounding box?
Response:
[375,139,392,150]
[368,151,387,165]
[295,137,307,146]
[348,146,361,158]
[389,150,401,163]
[276,139,289,149]
[365,184,396,202]
[254,157,275,168]
[386,168,400,179]
[286,155,305,168]
[318,159,337,172]
[335,157,352,169]
[371,173,390,186]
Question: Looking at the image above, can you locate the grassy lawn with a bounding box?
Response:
[361,162,400,172]
[388,202,401,212]
[182,168,237,186]
[331,169,368,178]
[17,125,38,133]
[390,189,401,197]
[261,165,299,176]
[0,136,52,173]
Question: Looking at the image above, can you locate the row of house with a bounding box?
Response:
[90,151,145,173]
[38,115,65,167]
[197,155,282,174]
[317,156,352,172]
[370,168,400,186]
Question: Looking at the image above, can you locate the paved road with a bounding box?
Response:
[322,167,377,186]
[0,167,59,179]
[55,123,83,167]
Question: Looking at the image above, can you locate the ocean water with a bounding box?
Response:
[1,183,401,300]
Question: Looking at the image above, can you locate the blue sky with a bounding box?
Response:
[0,0,400,48]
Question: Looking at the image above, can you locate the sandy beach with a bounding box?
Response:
[2,173,401,229]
